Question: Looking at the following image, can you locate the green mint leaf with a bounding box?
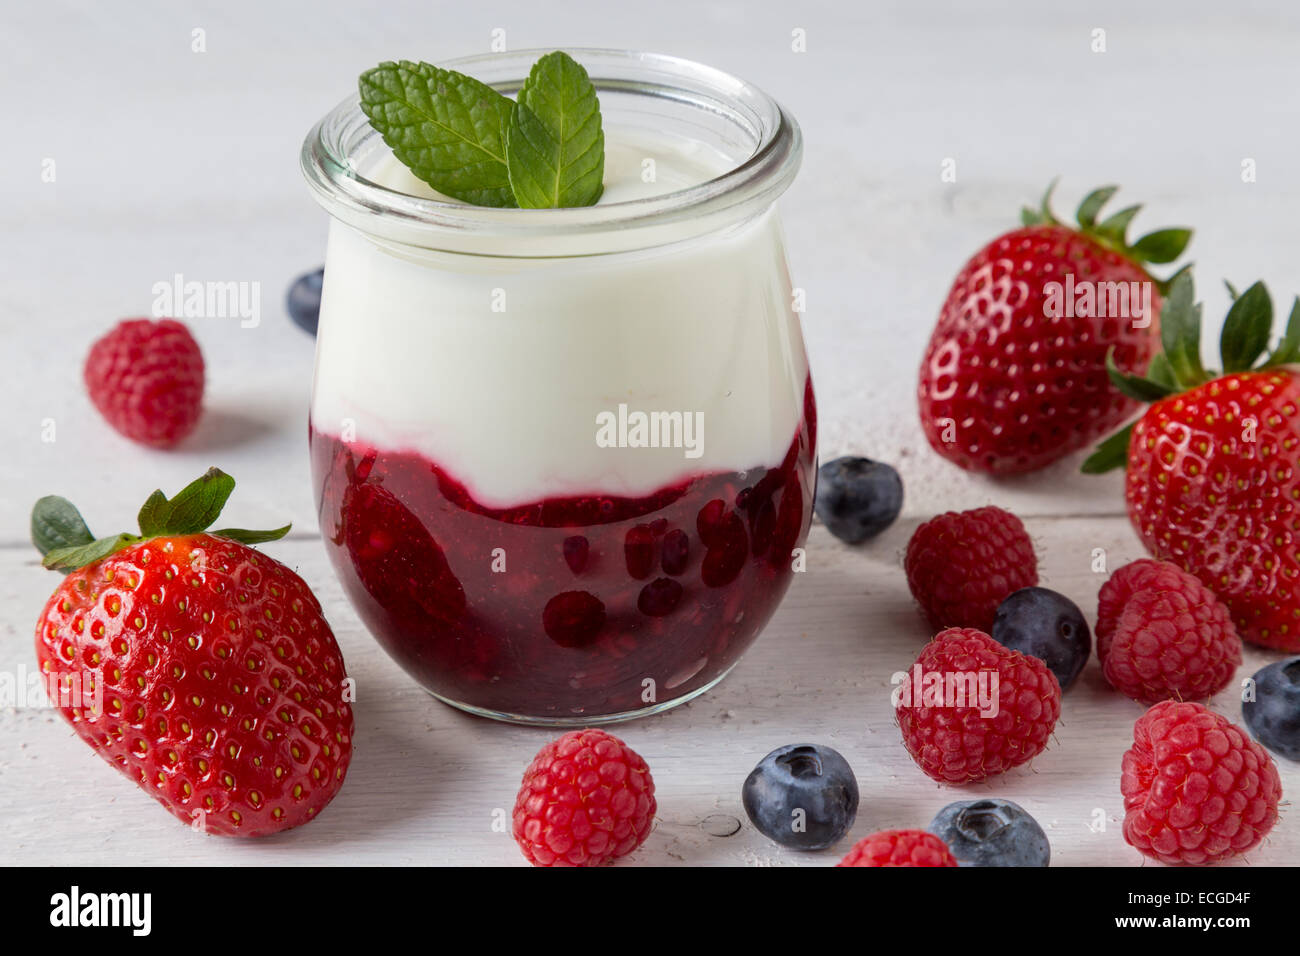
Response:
[1129,228,1192,264]
[211,525,292,545]
[31,496,96,557]
[360,60,516,207]
[1219,281,1273,372]
[506,51,604,209]
[1081,424,1134,474]
[43,534,141,573]
[1076,185,1118,229]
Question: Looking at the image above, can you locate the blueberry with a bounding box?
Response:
[814,456,903,544]
[992,586,1090,690]
[742,744,858,850]
[1242,657,1300,761]
[928,798,1050,867]
[287,267,324,335]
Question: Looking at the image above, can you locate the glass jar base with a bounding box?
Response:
[422,664,739,727]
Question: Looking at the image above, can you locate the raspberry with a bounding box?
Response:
[1096,559,1241,703]
[897,627,1061,783]
[837,829,957,867]
[512,729,656,866]
[904,506,1038,631]
[1121,701,1281,865]
[84,318,205,448]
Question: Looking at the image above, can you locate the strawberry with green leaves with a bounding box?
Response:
[1085,274,1300,651]
[918,184,1191,474]
[32,469,354,836]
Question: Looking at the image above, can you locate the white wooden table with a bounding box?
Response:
[1,0,1296,866]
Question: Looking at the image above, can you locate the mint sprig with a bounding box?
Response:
[359,60,517,207]
[358,52,606,209]
[1081,272,1300,474]
[506,52,604,208]
[33,468,290,573]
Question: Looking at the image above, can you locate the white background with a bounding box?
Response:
[1,0,1296,865]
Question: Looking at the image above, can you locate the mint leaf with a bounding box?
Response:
[31,496,96,557]
[359,60,516,207]
[506,52,604,208]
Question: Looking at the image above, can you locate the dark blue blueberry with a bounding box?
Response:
[992,586,1090,691]
[1242,657,1300,761]
[928,798,1050,867]
[814,456,903,544]
[287,267,324,335]
[742,744,858,850]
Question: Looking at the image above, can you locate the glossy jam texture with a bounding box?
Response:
[310,379,816,720]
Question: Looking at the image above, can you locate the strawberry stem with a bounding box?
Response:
[32,468,290,573]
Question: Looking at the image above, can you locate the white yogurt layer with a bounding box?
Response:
[311,129,809,508]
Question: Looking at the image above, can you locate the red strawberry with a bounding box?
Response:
[32,469,353,836]
[84,318,205,448]
[919,184,1191,474]
[1085,275,1300,651]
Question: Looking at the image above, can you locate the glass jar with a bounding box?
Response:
[301,49,814,724]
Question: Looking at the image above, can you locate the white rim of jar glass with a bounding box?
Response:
[300,48,802,256]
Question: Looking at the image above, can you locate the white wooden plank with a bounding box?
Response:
[1,521,1294,866]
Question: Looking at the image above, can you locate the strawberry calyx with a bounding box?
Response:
[31,467,290,573]
[1081,272,1300,474]
[1021,181,1193,291]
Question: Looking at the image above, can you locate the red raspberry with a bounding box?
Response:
[84,318,205,447]
[1096,559,1241,703]
[512,729,656,866]
[837,829,957,867]
[904,507,1038,631]
[897,627,1061,783]
[1121,701,1281,865]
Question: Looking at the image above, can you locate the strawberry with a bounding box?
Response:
[31,469,354,836]
[918,184,1191,474]
[1085,274,1300,651]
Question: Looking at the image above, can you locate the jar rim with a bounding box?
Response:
[300,48,802,254]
